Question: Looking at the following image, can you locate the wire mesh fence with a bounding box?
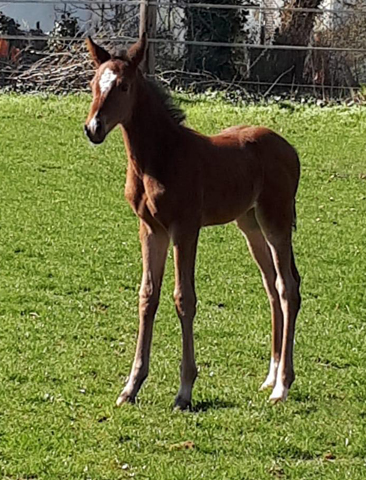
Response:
[1,0,366,99]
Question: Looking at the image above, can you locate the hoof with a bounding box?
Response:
[259,377,276,391]
[269,384,288,404]
[173,396,192,411]
[116,391,136,407]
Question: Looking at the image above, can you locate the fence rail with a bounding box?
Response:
[1,0,366,98]
[2,34,366,54]
[2,0,366,15]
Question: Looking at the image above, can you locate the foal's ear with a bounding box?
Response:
[128,33,147,69]
[86,37,111,67]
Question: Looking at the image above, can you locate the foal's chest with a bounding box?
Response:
[124,166,169,226]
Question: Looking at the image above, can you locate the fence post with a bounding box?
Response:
[139,0,157,76]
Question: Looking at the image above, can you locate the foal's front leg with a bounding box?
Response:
[116,220,169,406]
[172,227,199,410]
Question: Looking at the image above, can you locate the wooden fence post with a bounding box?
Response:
[139,0,157,75]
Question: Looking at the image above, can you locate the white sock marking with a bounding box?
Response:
[260,357,279,390]
[270,382,289,403]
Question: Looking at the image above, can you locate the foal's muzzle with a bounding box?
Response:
[84,116,105,144]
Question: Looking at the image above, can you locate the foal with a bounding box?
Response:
[84,35,301,409]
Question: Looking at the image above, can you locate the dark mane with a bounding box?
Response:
[110,46,185,125]
[146,78,186,126]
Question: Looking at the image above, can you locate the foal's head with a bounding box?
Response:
[84,35,146,144]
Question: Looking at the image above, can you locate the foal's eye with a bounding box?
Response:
[120,83,129,92]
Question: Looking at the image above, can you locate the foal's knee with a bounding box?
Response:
[174,288,196,320]
[139,283,160,314]
[276,275,301,313]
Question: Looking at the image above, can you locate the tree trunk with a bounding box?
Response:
[184,0,241,81]
[251,0,323,85]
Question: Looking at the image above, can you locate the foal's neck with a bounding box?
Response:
[121,76,183,174]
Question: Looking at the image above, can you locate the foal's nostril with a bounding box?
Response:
[87,115,102,135]
[95,117,102,132]
[84,124,94,140]
[84,117,105,144]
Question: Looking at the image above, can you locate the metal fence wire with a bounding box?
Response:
[1,0,366,98]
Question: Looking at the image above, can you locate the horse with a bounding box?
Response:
[84,34,301,410]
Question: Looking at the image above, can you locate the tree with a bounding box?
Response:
[184,0,242,81]
[251,0,323,85]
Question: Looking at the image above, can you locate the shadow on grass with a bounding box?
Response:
[192,398,237,413]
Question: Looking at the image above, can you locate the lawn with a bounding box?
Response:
[1,93,366,479]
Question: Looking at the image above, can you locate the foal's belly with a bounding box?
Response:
[199,146,262,227]
[201,188,257,226]
[202,212,244,227]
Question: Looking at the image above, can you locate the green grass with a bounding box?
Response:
[1,93,366,479]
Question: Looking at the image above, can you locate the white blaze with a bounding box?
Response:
[99,68,117,94]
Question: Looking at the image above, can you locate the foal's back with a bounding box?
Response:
[186,124,300,228]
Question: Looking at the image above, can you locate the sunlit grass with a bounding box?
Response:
[1,93,366,479]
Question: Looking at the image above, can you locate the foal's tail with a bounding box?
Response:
[291,148,300,232]
[291,149,300,232]
[292,201,297,231]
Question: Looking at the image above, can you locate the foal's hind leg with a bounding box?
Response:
[255,205,301,403]
[116,220,169,406]
[236,210,283,391]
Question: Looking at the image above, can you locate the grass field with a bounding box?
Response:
[1,93,366,480]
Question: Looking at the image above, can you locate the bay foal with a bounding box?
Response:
[84,35,301,409]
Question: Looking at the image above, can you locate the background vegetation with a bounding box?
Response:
[2,0,366,96]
